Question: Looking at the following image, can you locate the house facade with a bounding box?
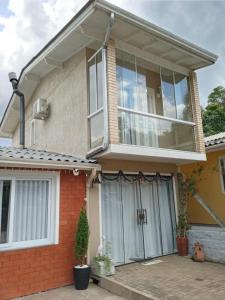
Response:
[181,133,225,263]
[0,0,218,294]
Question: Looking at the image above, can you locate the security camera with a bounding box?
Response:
[73,168,80,176]
[8,72,18,82]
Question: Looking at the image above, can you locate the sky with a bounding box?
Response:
[0,0,224,146]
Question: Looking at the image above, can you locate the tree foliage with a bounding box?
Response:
[202,86,225,136]
[75,208,89,266]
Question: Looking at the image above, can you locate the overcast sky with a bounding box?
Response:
[0,0,224,146]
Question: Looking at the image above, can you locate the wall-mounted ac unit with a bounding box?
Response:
[33,98,49,120]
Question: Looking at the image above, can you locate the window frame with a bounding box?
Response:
[0,170,60,251]
[219,157,225,194]
[87,47,107,151]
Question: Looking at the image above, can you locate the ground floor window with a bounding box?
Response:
[0,171,59,250]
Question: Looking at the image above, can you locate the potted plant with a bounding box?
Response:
[176,213,190,256]
[73,208,90,290]
[92,242,115,276]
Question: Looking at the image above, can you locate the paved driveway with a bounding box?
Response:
[16,284,125,300]
[112,255,225,300]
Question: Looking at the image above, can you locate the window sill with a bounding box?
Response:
[0,239,58,252]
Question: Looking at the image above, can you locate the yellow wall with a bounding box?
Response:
[181,149,225,224]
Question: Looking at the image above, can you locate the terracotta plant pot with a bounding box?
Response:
[176,236,188,256]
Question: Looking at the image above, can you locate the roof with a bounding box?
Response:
[0,0,218,138]
[205,132,225,149]
[0,147,99,170]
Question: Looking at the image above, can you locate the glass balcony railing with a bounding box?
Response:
[118,110,196,152]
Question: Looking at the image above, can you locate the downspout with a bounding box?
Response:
[86,12,115,159]
[8,72,25,148]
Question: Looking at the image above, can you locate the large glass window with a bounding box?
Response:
[0,173,59,250]
[88,50,104,149]
[116,49,195,151]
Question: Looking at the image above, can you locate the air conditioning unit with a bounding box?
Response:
[33,98,49,120]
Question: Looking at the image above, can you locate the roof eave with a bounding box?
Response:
[205,143,225,153]
[95,0,218,64]
[0,156,101,170]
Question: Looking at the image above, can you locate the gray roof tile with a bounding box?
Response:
[0,147,96,165]
[205,132,225,148]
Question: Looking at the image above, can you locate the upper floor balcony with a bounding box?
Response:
[87,45,205,164]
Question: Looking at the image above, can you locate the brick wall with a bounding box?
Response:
[107,39,119,144]
[189,71,205,153]
[0,170,86,300]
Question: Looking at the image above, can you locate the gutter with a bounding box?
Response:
[0,157,101,171]
[205,143,225,153]
[86,12,115,159]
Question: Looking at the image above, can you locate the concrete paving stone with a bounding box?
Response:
[110,255,225,300]
[16,284,126,300]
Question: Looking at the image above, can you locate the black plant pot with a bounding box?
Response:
[73,266,91,290]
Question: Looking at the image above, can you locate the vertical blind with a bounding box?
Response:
[13,180,49,242]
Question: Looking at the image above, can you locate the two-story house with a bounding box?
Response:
[0,0,217,297]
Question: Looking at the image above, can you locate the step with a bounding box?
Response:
[91,274,159,300]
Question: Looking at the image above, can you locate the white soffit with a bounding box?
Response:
[97,144,207,164]
[0,0,218,137]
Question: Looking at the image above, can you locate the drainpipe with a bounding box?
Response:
[8,72,25,148]
[86,12,115,159]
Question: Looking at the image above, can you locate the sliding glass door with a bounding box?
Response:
[101,173,176,265]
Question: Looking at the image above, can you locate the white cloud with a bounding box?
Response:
[0,0,87,120]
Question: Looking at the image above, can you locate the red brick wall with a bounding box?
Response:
[0,170,86,300]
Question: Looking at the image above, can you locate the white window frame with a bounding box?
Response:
[219,157,225,194]
[30,119,36,147]
[0,170,60,251]
[87,47,107,151]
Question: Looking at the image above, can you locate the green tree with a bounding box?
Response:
[208,86,225,105]
[75,208,89,266]
[202,86,225,136]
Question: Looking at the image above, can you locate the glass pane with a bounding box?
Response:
[116,49,137,109]
[88,57,97,114]
[160,68,176,119]
[118,111,195,151]
[96,51,103,110]
[174,73,192,121]
[13,180,49,242]
[90,112,104,149]
[0,181,11,244]
[136,58,162,115]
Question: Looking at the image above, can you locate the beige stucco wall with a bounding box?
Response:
[13,49,88,156]
[99,158,178,173]
[88,184,101,263]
